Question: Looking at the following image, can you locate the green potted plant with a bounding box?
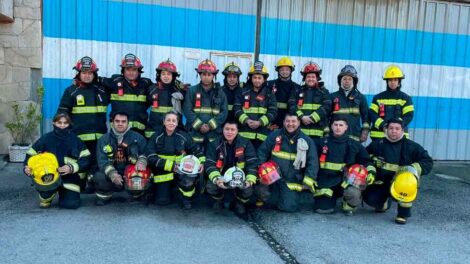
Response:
[5,86,44,162]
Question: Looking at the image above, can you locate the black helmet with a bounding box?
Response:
[337,65,358,87]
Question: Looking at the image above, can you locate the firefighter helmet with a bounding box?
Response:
[27,152,61,192]
[123,164,151,194]
[383,65,405,80]
[73,56,99,72]
[195,59,218,74]
[337,65,358,86]
[156,59,180,77]
[258,161,281,185]
[275,57,295,72]
[248,61,269,78]
[300,61,322,80]
[390,166,418,203]
[222,62,242,76]
[222,166,246,189]
[120,53,144,70]
[177,155,201,178]
[343,164,368,190]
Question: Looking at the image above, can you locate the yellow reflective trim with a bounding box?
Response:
[311,112,321,122]
[257,133,267,141]
[370,131,385,138]
[63,183,80,193]
[71,106,108,114]
[193,118,203,129]
[157,154,184,163]
[377,99,407,106]
[96,192,112,200]
[179,187,195,197]
[192,136,204,143]
[129,121,146,130]
[239,132,257,140]
[239,113,249,124]
[303,176,315,187]
[411,162,422,176]
[145,131,155,138]
[313,188,334,197]
[243,107,268,114]
[286,183,303,192]
[246,174,257,183]
[78,133,103,141]
[349,135,360,141]
[209,171,221,182]
[398,202,413,208]
[320,161,345,171]
[194,107,220,115]
[237,162,245,169]
[301,128,324,137]
[402,105,414,114]
[277,102,288,109]
[362,122,370,129]
[299,103,320,110]
[382,162,399,172]
[79,149,91,158]
[153,173,174,183]
[370,103,379,113]
[208,118,217,129]
[39,192,57,203]
[259,115,269,126]
[151,106,173,113]
[111,94,147,102]
[296,110,303,117]
[374,118,384,129]
[164,160,174,172]
[26,148,38,156]
[104,165,115,175]
[272,151,296,161]
[333,108,360,115]
[228,105,233,111]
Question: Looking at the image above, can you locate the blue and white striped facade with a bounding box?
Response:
[42,0,470,160]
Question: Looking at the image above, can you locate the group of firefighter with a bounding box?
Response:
[23,54,433,225]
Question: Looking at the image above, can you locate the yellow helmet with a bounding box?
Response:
[248,61,269,78]
[275,56,295,71]
[390,166,418,203]
[383,65,405,80]
[27,152,61,192]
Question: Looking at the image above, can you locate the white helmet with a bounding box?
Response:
[222,166,246,188]
[177,155,201,178]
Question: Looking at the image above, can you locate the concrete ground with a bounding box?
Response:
[1,157,469,264]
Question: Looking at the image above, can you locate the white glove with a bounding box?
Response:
[293,138,309,169]
[171,92,184,114]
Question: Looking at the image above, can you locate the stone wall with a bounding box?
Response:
[0,0,42,154]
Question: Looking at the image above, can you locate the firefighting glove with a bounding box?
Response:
[372,156,385,168]
[110,172,123,186]
[293,138,309,169]
[171,92,184,114]
[366,170,376,185]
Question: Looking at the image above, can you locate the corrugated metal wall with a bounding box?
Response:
[42,0,470,160]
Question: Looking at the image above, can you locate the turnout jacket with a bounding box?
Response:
[258,128,319,192]
[330,88,369,140]
[205,135,259,184]
[366,137,433,183]
[369,87,414,139]
[222,82,243,122]
[57,81,109,142]
[101,75,152,132]
[289,83,331,138]
[96,129,147,178]
[145,129,204,183]
[267,78,301,127]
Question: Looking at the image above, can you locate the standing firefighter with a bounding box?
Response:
[257,114,319,212]
[57,56,109,192]
[364,118,433,224]
[24,113,90,209]
[289,61,331,146]
[183,59,228,148]
[145,111,205,209]
[233,61,277,148]
[101,53,152,136]
[330,65,369,142]
[369,65,414,140]
[205,121,258,215]
[146,59,185,138]
[221,62,244,122]
[267,57,301,129]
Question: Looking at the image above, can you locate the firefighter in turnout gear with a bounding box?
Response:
[267,57,301,129]
[146,59,185,138]
[369,65,414,140]
[330,65,370,142]
[289,61,331,146]
[364,118,433,224]
[94,112,148,205]
[145,111,205,209]
[233,61,277,148]
[57,56,109,192]
[24,113,91,209]
[221,62,244,122]
[313,115,375,215]
[100,53,152,136]
[257,114,319,212]
[183,59,228,148]
[205,121,259,215]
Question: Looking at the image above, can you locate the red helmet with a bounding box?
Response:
[156,59,180,77]
[258,161,281,185]
[73,56,99,72]
[195,59,218,74]
[344,164,368,190]
[120,53,143,70]
[300,62,322,76]
[123,164,151,193]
